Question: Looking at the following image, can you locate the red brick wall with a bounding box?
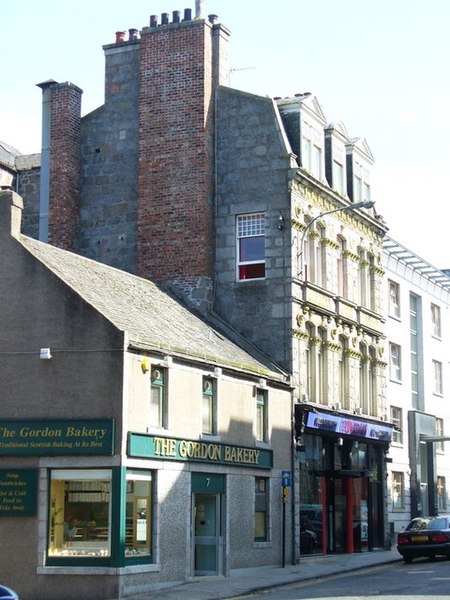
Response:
[137,20,214,288]
[48,83,82,251]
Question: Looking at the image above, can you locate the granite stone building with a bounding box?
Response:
[1,2,393,589]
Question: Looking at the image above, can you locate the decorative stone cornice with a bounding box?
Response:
[372,358,387,368]
[292,329,309,340]
[345,348,363,360]
[343,249,359,262]
[322,237,340,250]
[292,218,306,232]
[323,341,341,352]
[298,184,385,243]
[371,265,385,276]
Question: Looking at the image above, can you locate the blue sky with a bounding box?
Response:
[1,0,449,268]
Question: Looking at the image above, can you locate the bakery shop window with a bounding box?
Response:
[48,469,112,559]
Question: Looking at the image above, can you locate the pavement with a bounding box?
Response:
[123,547,402,599]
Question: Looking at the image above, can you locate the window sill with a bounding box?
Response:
[201,434,221,442]
[146,426,169,434]
[388,314,401,322]
[237,277,266,283]
[256,440,271,449]
[389,378,403,385]
[253,541,272,548]
[38,563,159,575]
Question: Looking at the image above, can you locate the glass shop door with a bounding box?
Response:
[193,493,222,576]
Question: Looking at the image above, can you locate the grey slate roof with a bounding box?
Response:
[0,141,40,171]
[16,153,41,170]
[19,235,288,382]
[0,140,22,169]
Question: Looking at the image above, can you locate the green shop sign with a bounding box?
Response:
[0,469,38,516]
[0,420,114,456]
[128,433,273,469]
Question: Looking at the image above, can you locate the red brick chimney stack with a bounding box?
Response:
[137,10,229,311]
[37,80,82,252]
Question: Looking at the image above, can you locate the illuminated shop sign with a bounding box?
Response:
[0,420,114,456]
[305,410,392,442]
[0,469,37,516]
[128,433,273,468]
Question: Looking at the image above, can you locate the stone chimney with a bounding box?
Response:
[0,190,23,243]
[136,10,230,312]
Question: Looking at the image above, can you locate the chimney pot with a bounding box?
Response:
[115,31,126,43]
[208,14,218,24]
[195,0,205,18]
[161,12,169,25]
[128,28,139,41]
[172,10,180,23]
[183,8,192,21]
[150,14,158,27]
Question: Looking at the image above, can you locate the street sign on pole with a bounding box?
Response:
[281,469,291,568]
[281,470,291,487]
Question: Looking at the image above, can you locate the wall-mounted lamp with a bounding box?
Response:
[258,378,267,389]
[277,214,285,231]
[337,437,344,447]
[164,355,172,368]
[297,199,375,278]
[141,358,150,373]
[40,348,52,360]
[213,367,222,377]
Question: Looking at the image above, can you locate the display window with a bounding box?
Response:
[48,469,112,559]
[125,470,153,558]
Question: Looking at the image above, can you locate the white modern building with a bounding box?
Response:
[384,236,450,540]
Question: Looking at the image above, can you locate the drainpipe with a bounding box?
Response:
[36,80,55,243]
[291,391,296,564]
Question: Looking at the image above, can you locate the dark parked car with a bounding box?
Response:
[0,585,19,599]
[397,515,450,563]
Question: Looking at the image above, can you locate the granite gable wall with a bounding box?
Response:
[78,41,140,274]
[214,87,294,370]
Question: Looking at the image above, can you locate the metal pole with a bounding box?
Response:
[282,490,286,568]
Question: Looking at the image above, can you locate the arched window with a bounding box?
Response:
[359,343,368,414]
[336,236,347,297]
[338,336,349,409]
[369,346,377,416]
[305,323,313,399]
[302,218,312,282]
[315,223,325,287]
[318,328,327,404]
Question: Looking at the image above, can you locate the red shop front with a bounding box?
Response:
[296,406,393,555]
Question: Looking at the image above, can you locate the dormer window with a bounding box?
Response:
[345,139,374,203]
[333,159,345,196]
[324,121,349,197]
[301,120,323,180]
